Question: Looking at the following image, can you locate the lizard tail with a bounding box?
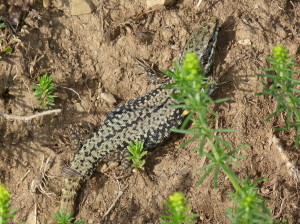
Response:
[60,176,84,215]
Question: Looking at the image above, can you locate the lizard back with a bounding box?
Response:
[67,87,183,177]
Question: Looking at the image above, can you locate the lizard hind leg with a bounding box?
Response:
[135,57,170,84]
[99,150,132,175]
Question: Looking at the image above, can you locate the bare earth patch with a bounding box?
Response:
[0,0,300,223]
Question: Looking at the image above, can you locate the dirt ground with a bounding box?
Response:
[0,0,300,223]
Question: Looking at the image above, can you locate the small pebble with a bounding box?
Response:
[75,102,85,112]
[71,0,94,16]
[100,92,117,104]
[146,0,176,9]
[43,0,50,8]
[237,39,252,46]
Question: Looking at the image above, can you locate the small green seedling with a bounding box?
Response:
[0,17,12,60]
[47,211,85,224]
[2,47,12,54]
[31,73,56,109]
[256,45,300,148]
[225,177,272,224]
[0,47,12,60]
[127,139,147,170]
[0,16,5,29]
[0,184,16,224]
[160,192,198,224]
[0,184,84,224]
[41,211,85,224]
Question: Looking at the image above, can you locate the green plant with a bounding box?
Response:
[0,16,11,60]
[0,47,12,60]
[127,139,147,169]
[0,16,12,60]
[225,177,271,224]
[2,47,12,54]
[0,184,84,224]
[0,16,5,29]
[160,192,198,224]
[256,45,300,148]
[163,52,273,223]
[0,184,16,224]
[41,211,85,224]
[31,73,56,109]
[47,211,84,224]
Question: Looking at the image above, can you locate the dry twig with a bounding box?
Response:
[0,109,61,121]
[102,178,129,219]
[273,195,288,219]
[58,86,83,101]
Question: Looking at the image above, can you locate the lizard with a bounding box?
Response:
[60,16,220,215]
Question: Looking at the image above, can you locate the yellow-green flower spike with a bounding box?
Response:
[272,45,288,64]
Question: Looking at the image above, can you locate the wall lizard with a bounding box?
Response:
[60,17,220,215]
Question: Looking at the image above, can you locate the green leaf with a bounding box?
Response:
[127,139,147,168]
[31,73,56,109]
[4,47,12,54]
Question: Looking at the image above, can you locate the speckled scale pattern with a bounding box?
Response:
[69,87,183,177]
[60,17,220,214]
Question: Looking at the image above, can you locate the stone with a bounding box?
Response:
[146,0,176,9]
[71,0,94,16]
[238,39,251,46]
[100,92,117,104]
